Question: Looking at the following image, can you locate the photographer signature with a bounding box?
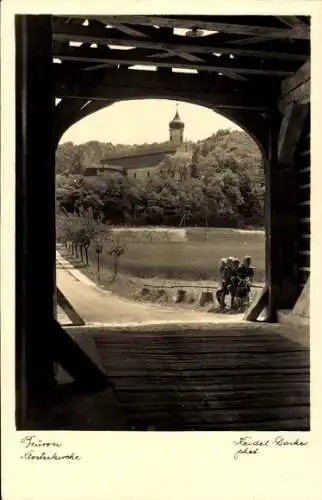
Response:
[233,435,308,460]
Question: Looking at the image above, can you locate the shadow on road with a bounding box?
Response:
[56,252,87,270]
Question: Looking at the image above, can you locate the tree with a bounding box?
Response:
[106,236,126,281]
[56,208,108,266]
[91,215,108,280]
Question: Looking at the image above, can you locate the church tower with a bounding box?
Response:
[169,104,184,146]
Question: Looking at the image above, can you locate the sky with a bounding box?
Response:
[60,99,241,145]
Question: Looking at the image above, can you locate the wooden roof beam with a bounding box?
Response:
[228,33,293,46]
[54,72,273,111]
[56,85,268,110]
[52,21,308,61]
[82,63,113,72]
[216,69,248,82]
[276,16,310,34]
[54,64,247,91]
[281,60,310,96]
[56,54,293,77]
[108,22,150,38]
[52,45,299,77]
[71,15,309,39]
[146,49,206,63]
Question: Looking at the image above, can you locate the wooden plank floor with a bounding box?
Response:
[92,323,310,431]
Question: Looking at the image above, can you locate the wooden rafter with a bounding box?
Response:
[108,22,150,38]
[52,19,308,61]
[281,60,310,97]
[146,49,206,63]
[82,63,113,72]
[228,33,295,46]
[276,16,310,33]
[69,15,309,39]
[216,69,248,82]
[52,44,299,77]
[55,55,292,77]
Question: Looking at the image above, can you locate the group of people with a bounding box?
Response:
[216,255,255,312]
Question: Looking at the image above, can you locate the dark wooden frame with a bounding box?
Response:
[15,14,310,428]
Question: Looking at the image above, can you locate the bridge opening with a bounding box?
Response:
[12,14,310,431]
[55,98,266,327]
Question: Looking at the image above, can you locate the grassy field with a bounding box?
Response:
[88,228,265,282]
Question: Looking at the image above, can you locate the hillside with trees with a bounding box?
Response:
[56,129,265,228]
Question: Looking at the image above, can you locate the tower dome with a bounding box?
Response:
[169,104,184,145]
[169,104,184,130]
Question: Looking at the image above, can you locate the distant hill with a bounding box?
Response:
[56,129,265,229]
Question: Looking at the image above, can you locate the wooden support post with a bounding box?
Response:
[15,19,115,428]
[243,285,268,321]
[279,60,310,114]
[15,15,56,427]
[53,322,111,392]
[265,114,300,321]
[56,288,85,326]
[263,61,311,321]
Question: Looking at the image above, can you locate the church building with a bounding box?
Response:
[84,105,194,179]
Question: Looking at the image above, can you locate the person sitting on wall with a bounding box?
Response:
[239,256,255,283]
[236,256,255,310]
[230,258,241,310]
[216,257,230,310]
[226,256,235,275]
[216,257,236,310]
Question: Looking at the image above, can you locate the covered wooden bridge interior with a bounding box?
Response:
[15,15,310,430]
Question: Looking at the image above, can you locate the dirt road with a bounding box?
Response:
[56,252,243,326]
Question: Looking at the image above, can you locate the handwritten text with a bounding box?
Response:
[233,435,308,460]
[20,435,81,462]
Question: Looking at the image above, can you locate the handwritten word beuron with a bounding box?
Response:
[20,435,81,462]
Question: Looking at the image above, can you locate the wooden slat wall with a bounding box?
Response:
[295,112,310,289]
